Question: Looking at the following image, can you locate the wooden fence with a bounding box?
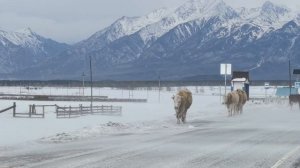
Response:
[0,102,16,115]
[56,104,122,118]
[13,104,51,118]
[0,102,122,119]
[0,94,146,103]
[249,97,288,104]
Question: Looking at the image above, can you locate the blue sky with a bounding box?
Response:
[0,0,299,43]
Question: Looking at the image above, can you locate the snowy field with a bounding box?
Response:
[0,85,284,146]
[2,85,300,168]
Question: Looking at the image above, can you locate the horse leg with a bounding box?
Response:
[182,110,187,123]
[290,101,293,110]
[231,105,234,117]
[227,107,230,117]
[233,105,236,116]
[178,109,185,124]
[179,112,182,124]
[233,104,237,116]
[176,112,181,124]
[226,105,230,117]
[237,105,241,115]
[238,105,242,115]
[228,105,233,117]
[240,105,243,114]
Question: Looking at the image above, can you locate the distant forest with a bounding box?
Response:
[0,80,293,88]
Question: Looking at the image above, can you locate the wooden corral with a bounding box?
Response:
[12,104,54,118]
[0,102,16,115]
[56,104,122,118]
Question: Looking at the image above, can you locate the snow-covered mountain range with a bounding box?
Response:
[2,0,300,80]
[0,28,69,78]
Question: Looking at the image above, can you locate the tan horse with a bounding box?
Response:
[224,91,240,117]
[172,88,193,124]
[236,89,247,114]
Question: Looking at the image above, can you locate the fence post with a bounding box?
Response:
[32,104,36,115]
[29,105,32,118]
[69,106,71,118]
[43,106,45,118]
[80,104,82,115]
[13,102,16,117]
[42,105,45,118]
[56,105,58,118]
[90,104,92,114]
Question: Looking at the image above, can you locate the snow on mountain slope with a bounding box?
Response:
[76,0,294,52]
[230,1,295,41]
[83,8,171,47]
[238,1,293,30]
[0,28,69,75]
[0,28,42,49]
[138,0,238,44]
[106,8,171,42]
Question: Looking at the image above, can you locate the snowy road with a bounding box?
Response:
[1,103,300,168]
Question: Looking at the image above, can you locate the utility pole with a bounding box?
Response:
[82,72,85,96]
[89,55,93,113]
[158,75,161,103]
[289,60,292,96]
[225,70,227,96]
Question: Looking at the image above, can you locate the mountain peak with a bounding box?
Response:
[0,28,42,47]
[261,1,290,16]
[145,7,170,20]
[176,0,225,13]
[187,0,223,5]
[174,0,235,21]
[136,0,237,43]
[237,1,292,28]
[262,1,274,9]
[16,27,35,35]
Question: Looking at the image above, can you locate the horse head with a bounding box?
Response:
[172,94,182,113]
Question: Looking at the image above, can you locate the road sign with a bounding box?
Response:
[220,63,232,97]
[220,64,232,75]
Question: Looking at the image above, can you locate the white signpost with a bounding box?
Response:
[220,64,232,96]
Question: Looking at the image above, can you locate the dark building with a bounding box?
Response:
[293,69,300,75]
[231,71,250,100]
[232,71,250,81]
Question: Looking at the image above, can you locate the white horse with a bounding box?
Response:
[172,88,193,124]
